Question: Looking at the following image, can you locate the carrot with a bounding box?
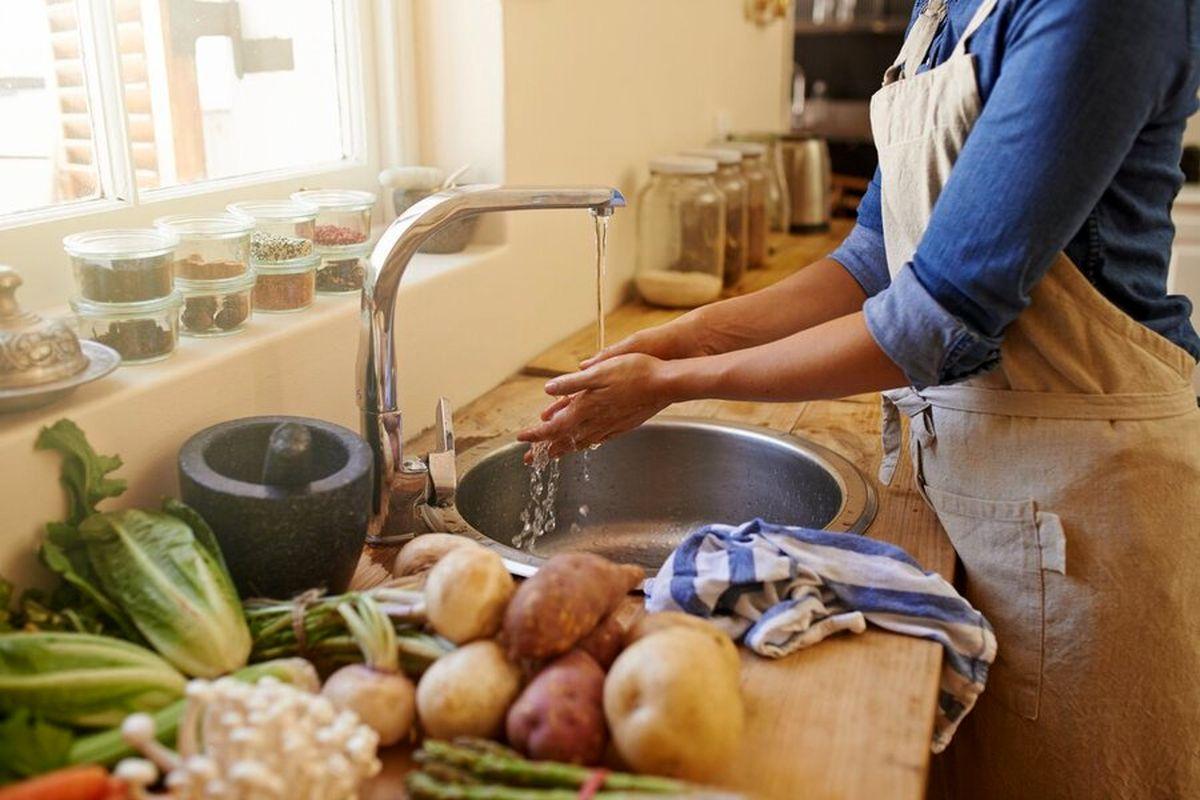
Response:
[0,766,113,800]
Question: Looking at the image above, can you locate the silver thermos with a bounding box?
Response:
[781,135,833,232]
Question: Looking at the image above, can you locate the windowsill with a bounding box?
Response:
[0,243,509,448]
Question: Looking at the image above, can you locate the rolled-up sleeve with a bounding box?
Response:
[854,0,1192,389]
[830,170,890,297]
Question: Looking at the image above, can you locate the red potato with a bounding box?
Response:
[505,650,607,764]
[578,596,647,669]
[503,554,644,661]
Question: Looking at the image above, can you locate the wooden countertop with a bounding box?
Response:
[363,222,956,800]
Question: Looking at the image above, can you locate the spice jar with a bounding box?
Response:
[63,229,177,303]
[316,246,368,294]
[253,254,318,313]
[290,189,375,247]
[634,156,726,309]
[729,134,791,234]
[177,272,256,337]
[681,148,748,289]
[226,201,317,264]
[154,213,252,281]
[715,141,769,269]
[70,293,182,365]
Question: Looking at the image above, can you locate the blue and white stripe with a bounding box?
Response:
[646,518,996,753]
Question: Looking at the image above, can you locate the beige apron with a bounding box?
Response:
[872,1,1200,797]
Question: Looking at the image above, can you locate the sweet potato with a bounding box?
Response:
[627,611,741,675]
[505,649,607,764]
[578,596,646,669]
[502,554,644,661]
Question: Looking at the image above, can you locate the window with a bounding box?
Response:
[0,0,369,225]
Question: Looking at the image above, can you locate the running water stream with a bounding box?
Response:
[516,213,610,551]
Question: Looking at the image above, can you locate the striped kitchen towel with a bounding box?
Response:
[645,518,996,753]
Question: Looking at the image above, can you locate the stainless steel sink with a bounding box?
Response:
[450,417,877,576]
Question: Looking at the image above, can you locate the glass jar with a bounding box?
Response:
[253,253,318,313]
[634,156,726,309]
[70,293,182,365]
[154,213,252,282]
[316,245,368,294]
[227,201,317,264]
[717,142,769,269]
[681,148,748,289]
[291,189,375,247]
[63,229,177,303]
[177,272,256,337]
[731,134,791,233]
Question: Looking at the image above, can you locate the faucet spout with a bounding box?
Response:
[358,184,625,536]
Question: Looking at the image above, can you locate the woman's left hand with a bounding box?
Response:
[517,354,678,459]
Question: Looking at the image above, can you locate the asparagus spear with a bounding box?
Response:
[406,771,739,800]
[418,740,729,795]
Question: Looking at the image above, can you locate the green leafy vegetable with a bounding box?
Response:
[0,632,185,728]
[0,711,74,782]
[79,509,251,678]
[34,419,126,526]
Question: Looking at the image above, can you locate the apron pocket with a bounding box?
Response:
[922,484,1066,721]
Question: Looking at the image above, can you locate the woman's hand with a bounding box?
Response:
[580,314,711,369]
[518,354,679,460]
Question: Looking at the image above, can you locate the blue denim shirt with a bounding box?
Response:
[830,0,1200,388]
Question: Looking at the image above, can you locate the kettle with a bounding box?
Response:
[781,135,833,232]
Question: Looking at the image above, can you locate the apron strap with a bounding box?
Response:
[951,0,1001,58]
[879,388,937,485]
[883,0,948,85]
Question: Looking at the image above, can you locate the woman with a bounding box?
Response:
[520,1,1200,797]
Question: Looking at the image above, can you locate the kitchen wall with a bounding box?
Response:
[0,0,791,584]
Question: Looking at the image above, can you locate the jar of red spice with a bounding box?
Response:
[253,253,318,313]
[290,189,375,248]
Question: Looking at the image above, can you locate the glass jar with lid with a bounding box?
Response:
[634,156,726,309]
[227,200,317,264]
[681,148,748,289]
[177,272,256,337]
[70,293,182,365]
[253,253,319,313]
[316,245,369,295]
[63,229,178,303]
[290,189,375,247]
[714,141,769,269]
[154,213,252,282]
[729,134,791,234]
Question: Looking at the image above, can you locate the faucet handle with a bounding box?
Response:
[427,396,457,507]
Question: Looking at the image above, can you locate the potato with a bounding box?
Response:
[394,533,478,577]
[426,546,514,644]
[627,611,741,675]
[416,640,521,740]
[603,628,744,780]
[503,553,644,661]
[578,596,646,669]
[506,650,607,764]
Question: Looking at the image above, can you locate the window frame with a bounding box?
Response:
[0,0,393,233]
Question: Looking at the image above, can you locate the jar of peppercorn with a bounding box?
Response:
[70,293,182,365]
[290,189,375,247]
[227,200,318,264]
[177,271,256,337]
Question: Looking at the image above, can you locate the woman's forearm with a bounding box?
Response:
[664,310,907,403]
[685,257,869,355]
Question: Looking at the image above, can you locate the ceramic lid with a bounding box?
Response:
[0,266,89,389]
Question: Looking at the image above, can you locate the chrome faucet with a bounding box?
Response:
[358,184,626,541]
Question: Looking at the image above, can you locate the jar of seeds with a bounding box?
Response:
[253,253,318,313]
[70,293,182,365]
[291,189,375,247]
[177,272,256,337]
[63,229,178,303]
[634,156,726,309]
[154,213,252,281]
[226,200,317,264]
[681,148,749,289]
[315,245,368,294]
[714,141,769,268]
